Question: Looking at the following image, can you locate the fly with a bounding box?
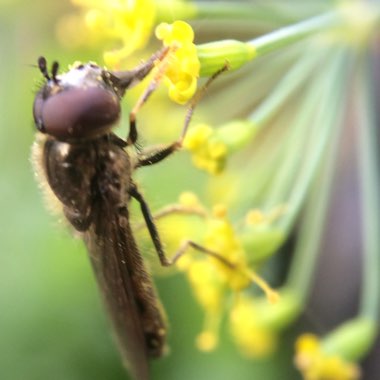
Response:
[32,50,227,380]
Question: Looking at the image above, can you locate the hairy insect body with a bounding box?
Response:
[41,134,166,360]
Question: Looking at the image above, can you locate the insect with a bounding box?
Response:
[32,49,226,380]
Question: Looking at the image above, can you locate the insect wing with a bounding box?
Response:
[84,205,150,380]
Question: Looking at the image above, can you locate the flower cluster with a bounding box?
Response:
[59,2,201,103]
[183,124,228,174]
[152,192,284,354]
[57,0,156,67]
[295,334,360,380]
[155,21,200,104]
[183,120,257,174]
[229,295,278,357]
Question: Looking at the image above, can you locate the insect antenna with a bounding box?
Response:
[37,56,51,81]
[51,61,59,84]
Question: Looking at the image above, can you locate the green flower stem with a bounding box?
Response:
[211,48,319,156]
[262,49,343,214]
[228,72,326,213]
[280,51,350,233]
[322,318,377,361]
[285,50,349,300]
[229,49,345,220]
[197,5,380,77]
[251,48,321,131]
[201,46,301,119]
[197,11,344,76]
[251,12,340,57]
[357,58,380,322]
[197,40,256,76]
[262,74,324,210]
[239,51,326,206]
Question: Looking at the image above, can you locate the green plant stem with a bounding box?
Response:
[262,48,343,217]
[357,57,380,322]
[196,10,346,76]
[262,70,325,210]
[250,12,341,56]
[251,47,320,128]
[200,45,301,121]
[217,47,324,211]
[285,50,349,300]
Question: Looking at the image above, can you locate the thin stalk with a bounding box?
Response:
[254,49,342,213]
[228,48,326,210]
[357,57,380,322]
[197,11,345,76]
[251,47,319,128]
[250,12,342,57]
[196,5,380,76]
[261,76,325,209]
[279,50,349,233]
[285,50,349,299]
[201,45,302,121]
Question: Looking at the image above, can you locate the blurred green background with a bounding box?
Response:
[0,1,302,379]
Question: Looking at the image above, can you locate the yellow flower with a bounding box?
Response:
[229,295,277,357]
[187,260,223,313]
[185,259,224,352]
[183,120,259,175]
[239,205,287,264]
[166,194,279,352]
[203,205,251,291]
[155,20,200,104]
[295,334,361,380]
[183,123,228,174]
[174,197,277,300]
[57,0,156,66]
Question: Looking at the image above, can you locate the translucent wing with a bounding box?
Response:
[84,204,151,380]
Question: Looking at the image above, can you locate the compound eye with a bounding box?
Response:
[33,86,121,140]
[33,92,47,132]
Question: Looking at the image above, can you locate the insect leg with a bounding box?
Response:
[170,240,236,269]
[133,203,207,232]
[130,185,235,268]
[129,183,171,266]
[130,183,233,270]
[136,64,229,168]
[131,197,278,299]
[169,240,278,301]
[127,47,177,145]
[109,46,170,90]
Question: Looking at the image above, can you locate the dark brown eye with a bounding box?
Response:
[33,86,121,140]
